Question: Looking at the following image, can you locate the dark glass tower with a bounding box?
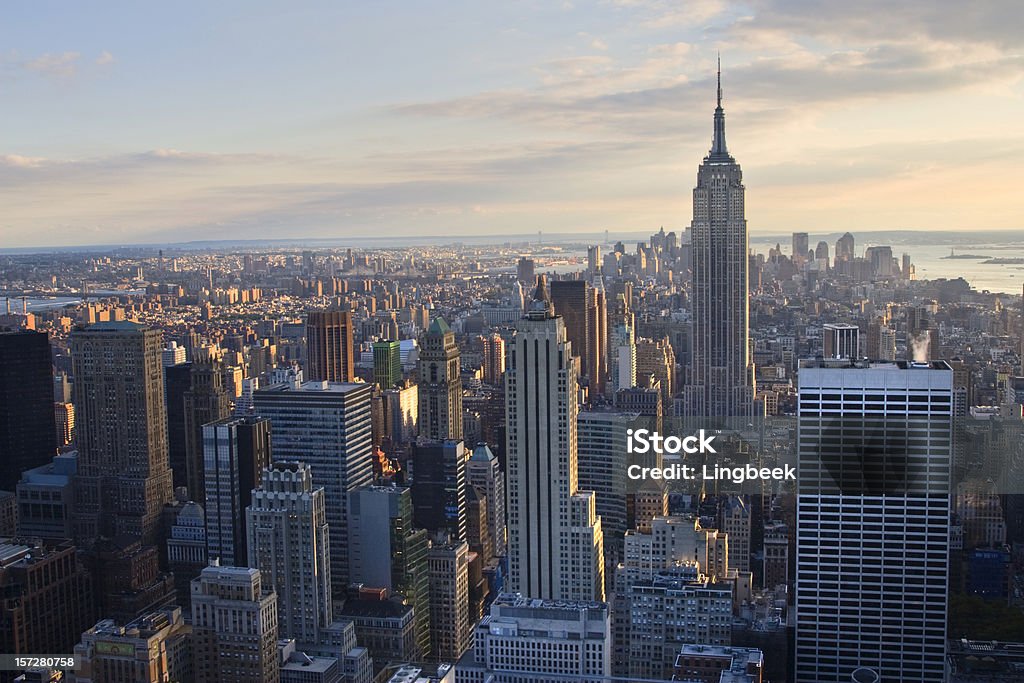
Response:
[0,330,56,490]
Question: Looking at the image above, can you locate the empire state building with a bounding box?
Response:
[684,63,756,418]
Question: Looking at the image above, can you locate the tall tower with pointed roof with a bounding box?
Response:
[684,61,756,418]
[418,317,463,441]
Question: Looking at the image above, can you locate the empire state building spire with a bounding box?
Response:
[709,55,732,162]
[684,55,756,419]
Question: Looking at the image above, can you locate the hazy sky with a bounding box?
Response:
[2,1,1022,247]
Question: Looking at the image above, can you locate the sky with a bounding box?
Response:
[1,1,1022,248]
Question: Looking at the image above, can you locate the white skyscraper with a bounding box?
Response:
[685,62,755,418]
[505,277,604,601]
[247,462,332,644]
[795,359,953,682]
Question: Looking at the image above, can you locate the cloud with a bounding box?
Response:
[23,51,81,79]
[95,51,115,66]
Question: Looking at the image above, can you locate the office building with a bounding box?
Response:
[686,65,755,418]
[466,485,493,561]
[162,341,186,367]
[411,439,467,542]
[481,334,505,386]
[0,539,94,662]
[53,402,74,448]
[306,309,356,382]
[418,318,463,441]
[164,362,192,490]
[166,502,207,607]
[183,346,232,503]
[15,452,76,539]
[278,640,342,683]
[672,644,765,683]
[374,340,402,389]
[247,462,332,643]
[340,593,421,666]
[515,257,535,286]
[636,336,674,409]
[621,564,734,680]
[203,416,272,567]
[720,496,751,573]
[608,314,636,395]
[792,232,809,266]
[795,359,953,682]
[70,322,173,547]
[823,323,860,359]
[382,382,419,448]
[349,485,430,658]
[0,492,14,537]
[85,537,176,625]
[0,330,56,491]
[465,443,506,559]
[505,278,604,601]
[73,607,192,683]
[762,522,789,590]
[190,563,279,683]
[254,380,373,595]
[454,592,611,683]
[428,540,471,663]
[577,410,638,569]
[549,279,605,393]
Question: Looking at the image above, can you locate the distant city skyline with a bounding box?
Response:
[3,1,1023,247]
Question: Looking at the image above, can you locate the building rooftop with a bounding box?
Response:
[339,597,413,620]
[799,358,951,371]
[258,380,368,394]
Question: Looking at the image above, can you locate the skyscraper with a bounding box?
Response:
[549,279,606,394]
[465,443,506,559]
[411,439,467,542]
[481,333,506,386]
[247,462,331,643]
[373,339,402,389]
[203,416,272,567]
[606,291,637,395]
[505,278,604,601]
[349,485,430,659]
[577,410,638,569]
[254,380,373,595]
[795,359,953,682]
[71,322,173,547]
[306,309,355,383]
[190,563,279,683]
[166,501,207,607]
[823,323,860,359]
[0,540,95,665]
[418,318,463,441]
[515,257,535,286]
[636,336,674,409]
[686,63,755,418]
[164,361,192,490]
[0,330,56,491]
[427,539,471,662]
[184,346,231,503]
[792,232,809,266]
